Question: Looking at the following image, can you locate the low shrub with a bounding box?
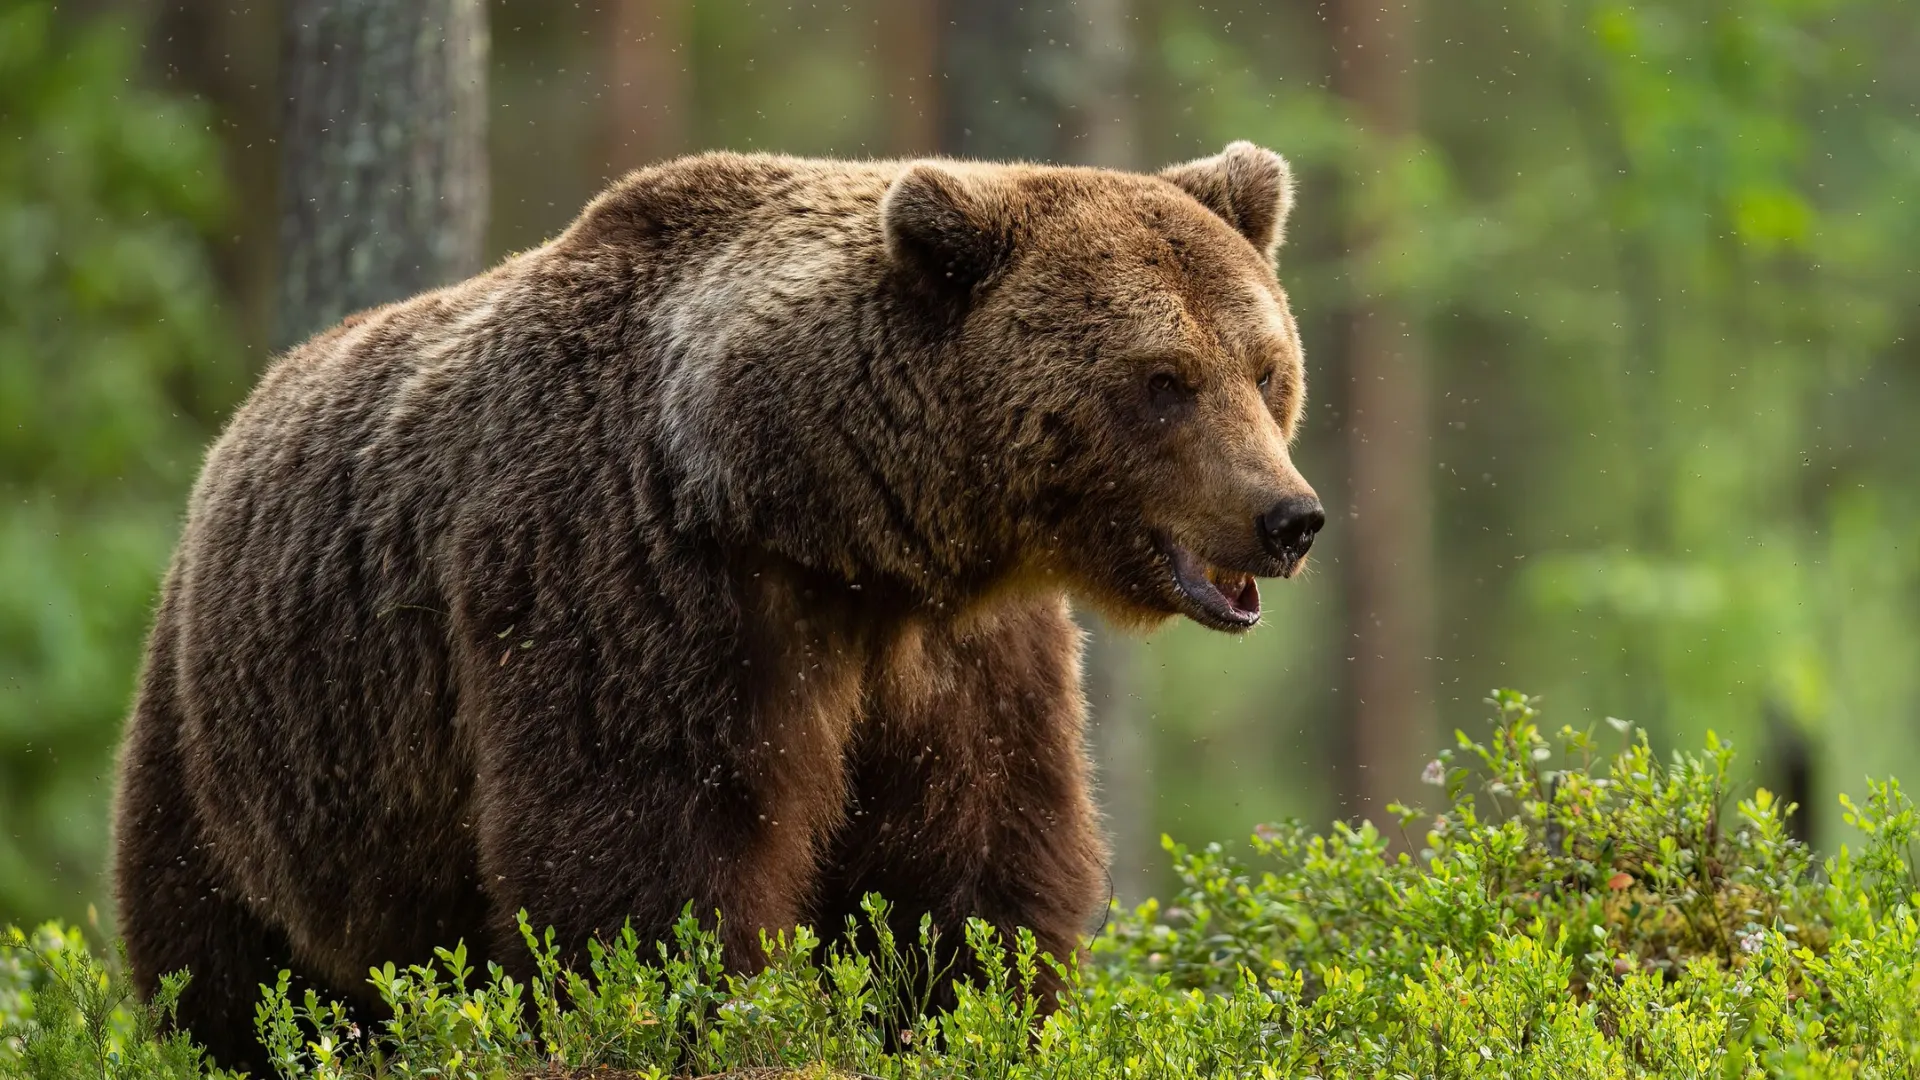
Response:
[5,691,1917,1078]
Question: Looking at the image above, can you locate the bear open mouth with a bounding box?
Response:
[1160,539,1262,630]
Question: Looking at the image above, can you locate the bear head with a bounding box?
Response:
[883,142,1323,633]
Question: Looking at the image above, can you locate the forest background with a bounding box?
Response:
[4,0,1919,930]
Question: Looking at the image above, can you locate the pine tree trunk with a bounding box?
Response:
[276,0,489,350]
[930,0,1153,905]
[1331,0,1436,830]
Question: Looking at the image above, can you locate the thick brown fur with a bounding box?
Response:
[112,143,1319,1073]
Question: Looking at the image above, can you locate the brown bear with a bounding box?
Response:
[112,142,1323,1072]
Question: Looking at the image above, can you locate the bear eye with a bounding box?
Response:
[1257,369,1274,393]
[1146,371,1192,417]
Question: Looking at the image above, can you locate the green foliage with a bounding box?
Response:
[0,2,240,925]
[6,694,1919,1078]
[0,924,226,1080]
[1145,0,1920,860]
[1097,691,1920,1076]
[10,0,1920,936]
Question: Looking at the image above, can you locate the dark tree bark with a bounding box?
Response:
[928,0,1152,905]
[605,0,689,175]
[1331,0,1436,830]
[277,0,489,350]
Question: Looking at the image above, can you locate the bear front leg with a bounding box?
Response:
[816,597,1108,1009]
[457,612,858,980]
[472,747,844,976]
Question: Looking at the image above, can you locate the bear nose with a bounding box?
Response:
[1259,495,1325,560]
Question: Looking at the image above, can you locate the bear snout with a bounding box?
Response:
[1258,494,1326,574]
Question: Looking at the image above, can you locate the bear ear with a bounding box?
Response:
[882,163,1013,292]
[1158,141,1294,260]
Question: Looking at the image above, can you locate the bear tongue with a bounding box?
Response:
[1209,569,1259,617]
[1230,575,1261,617]
[1202,565,1261,618]
[1165,541,1260,628]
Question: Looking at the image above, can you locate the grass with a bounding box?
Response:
[5,690,1919,1078]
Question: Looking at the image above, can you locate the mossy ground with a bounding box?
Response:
[6,692,1918,1078]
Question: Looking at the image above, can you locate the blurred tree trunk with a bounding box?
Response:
[933,1,1138,164]
[1072,0,1139,170]
[1078,614,1153,905]
[928,0,1153,905]
[149,0,283,355]
[933,1,1062,162]
[877,0,939,156]
[277,0,489,350]
[1765,702,1817,847]
[1331,0,1435,830]
[605,0,689,174]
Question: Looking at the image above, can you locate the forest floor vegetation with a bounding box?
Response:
[6,691,1918,1078]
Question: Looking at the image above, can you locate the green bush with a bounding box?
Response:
[0,925,214,1080]
[0,0,241,925]
[5,692,1918,1078]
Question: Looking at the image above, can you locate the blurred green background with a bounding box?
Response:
[3,0,1919,929]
